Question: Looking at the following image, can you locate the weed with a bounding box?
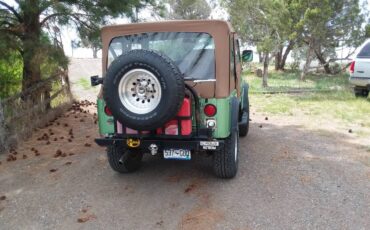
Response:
[77,78,91,90]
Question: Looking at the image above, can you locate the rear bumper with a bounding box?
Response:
[95,137,224,152]
[349,76,370,88]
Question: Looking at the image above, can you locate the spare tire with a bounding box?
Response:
[103,50,185,131]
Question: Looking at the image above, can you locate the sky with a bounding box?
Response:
[62,1,228,58]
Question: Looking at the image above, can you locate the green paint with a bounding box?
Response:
[97,98,114,135]
[97,93,239,139]
[199,91,237,139]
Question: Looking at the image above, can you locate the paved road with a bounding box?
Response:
[68,58,101,101]
[0,101,369,230]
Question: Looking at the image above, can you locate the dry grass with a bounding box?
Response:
[247,71,370,137]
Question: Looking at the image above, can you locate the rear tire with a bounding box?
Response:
[239,114,249,137]
[354,88,369,98]
[213,128,239,179]
[107,145,143,173]
[239,104,249,137]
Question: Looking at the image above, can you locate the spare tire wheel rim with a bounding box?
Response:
[118,69,162,114]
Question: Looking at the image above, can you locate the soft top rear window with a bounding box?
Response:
[108,32,215,80]
[357,42,370,58]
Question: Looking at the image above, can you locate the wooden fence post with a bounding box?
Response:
[0,100,6,153]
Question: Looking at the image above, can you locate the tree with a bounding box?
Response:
[166,0,211,19]
[273,0,305,71]
[365,24,370,39]
[225,0,301,71]
[78,26,101,58]
[225,0,287,87]
[0,51,23,99]
[0,0,158,102]
[76,3,165,59]
[294,0,366,79]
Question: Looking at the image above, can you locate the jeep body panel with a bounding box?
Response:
[97,94,234,139]
[97,99,114,135]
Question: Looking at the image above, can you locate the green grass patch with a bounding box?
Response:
[247,71,370,129]
[76,78,91,90]
[247,71,349,93]
[251,92,370,126]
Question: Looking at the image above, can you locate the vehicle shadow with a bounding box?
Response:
[111,119,370,184]
[103,120,370,228]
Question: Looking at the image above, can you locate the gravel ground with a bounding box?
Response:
[0,59,369,229]
[1,104,369,230]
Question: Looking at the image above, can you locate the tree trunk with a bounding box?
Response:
[275,41,294,71]
[274,46,283,71]
[21,3,42,103]
[258,51,263,63]
[300,43,314,81]
[262,52,269,88]
[92,47,98,58]
[314,47,331,74]
[0,101,6,153]
[44,83,52,110]
[280,41,294,71]
[132,7,139,22]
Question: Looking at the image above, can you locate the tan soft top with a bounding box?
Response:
[101,20,235,98]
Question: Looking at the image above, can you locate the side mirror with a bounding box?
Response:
[242,50,253,62]
[90,75,103,86]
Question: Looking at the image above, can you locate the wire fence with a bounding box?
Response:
[0,71,73,154]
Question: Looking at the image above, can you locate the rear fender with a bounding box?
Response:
[241,82,249,112]
[230,97,239,133]
[97,98,115,136]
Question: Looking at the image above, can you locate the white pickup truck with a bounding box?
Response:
[349,39,370,98]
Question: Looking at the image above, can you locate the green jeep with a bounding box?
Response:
[91,20,253,178]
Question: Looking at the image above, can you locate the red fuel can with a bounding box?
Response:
[178,97,192,135]
[118,98,192,136]
[157,97,192,135]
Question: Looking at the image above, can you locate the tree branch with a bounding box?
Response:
[0,28,22,38]
[70,14,95,30]
[40,13,65,25]
[0,20,15,27]
[0,1,22,22]
[40,12,93,29]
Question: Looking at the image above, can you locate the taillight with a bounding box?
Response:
[204,104,217,117]
[104,106,112,116]
[349,61,355,73]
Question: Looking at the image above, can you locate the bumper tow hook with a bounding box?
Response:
[149,144,158,156]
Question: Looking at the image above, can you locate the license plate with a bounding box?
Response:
[200,141,219,150]
[163,149,191,160]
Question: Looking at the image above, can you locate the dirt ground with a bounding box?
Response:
[0,59,369,229]
[0,103,369,229]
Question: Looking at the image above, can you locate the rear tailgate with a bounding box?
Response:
[354,58,370,78]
